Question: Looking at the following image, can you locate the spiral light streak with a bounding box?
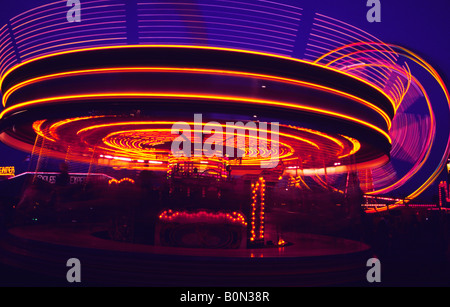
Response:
[30,118,360,169]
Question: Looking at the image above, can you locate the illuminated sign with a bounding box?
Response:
[0,166,15,176]
[35,174,86,184]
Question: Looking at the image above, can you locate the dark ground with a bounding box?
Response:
[0,240,449,287]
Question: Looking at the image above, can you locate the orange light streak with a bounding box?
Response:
[0,45,396,119]
[2,92,391,143]
[2,66,392,129]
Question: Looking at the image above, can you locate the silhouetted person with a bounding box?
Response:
[226,165,232,180]
[53,163,70,221]
[55,162,69,187]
